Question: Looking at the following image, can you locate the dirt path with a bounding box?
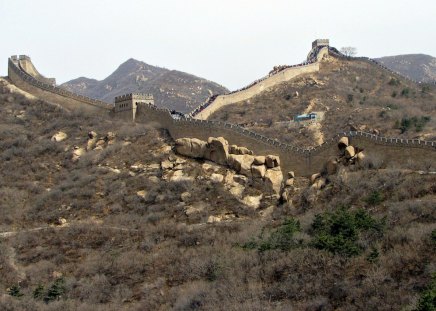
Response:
[0,221,138,239]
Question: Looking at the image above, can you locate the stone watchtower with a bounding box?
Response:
[114,93,154,121]
[312,39,330,49]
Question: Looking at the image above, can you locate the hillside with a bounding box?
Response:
[376,54,436,83]
[1,77,435,310]
[60,59,229,113]
[210,55,436,147]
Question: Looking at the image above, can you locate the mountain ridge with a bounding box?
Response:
[60,58,229,113]
[375,53,436,83]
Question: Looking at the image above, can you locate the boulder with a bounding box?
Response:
[161,159,174,170]
[312,177,327,190]
[326,159,338,175]
[265,155,280,168]
[242,195,263,209]
[205,137,229,165]
[285,178,294,187]
[72,146,85,162]
[227,154,255,176]
[137,190,148,199]
[251,165,266,178]
[288,171,295,179]
[229,145,253,155]
[210,173,224,183]
[88,131,97,139]
[338,136,349,150]
[207,216,222,224]
[356,152,365,163]
[253,156,266,165]
[180,192,192,202]
[175,138,207,158]
[51,131,67,142]
[345,146,356,159]
[86,138,97,151]
[264,168,283,195]
[310,173,321,185]
[106,131,116,141]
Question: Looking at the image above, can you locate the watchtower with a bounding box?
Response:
[312,39,330,49]
[114,93,154,121]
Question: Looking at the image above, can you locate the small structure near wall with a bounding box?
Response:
[113,93,154,121]
[294,112,318,122]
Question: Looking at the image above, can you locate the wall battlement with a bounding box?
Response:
[114,93,154,103]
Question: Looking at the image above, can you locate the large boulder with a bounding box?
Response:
[204,137,229,165]
[51,131,67,142]
[175,138,207,158]
[253,156,266,165]
[72,146,85,162]
[227,154,254,176]
[251,165,266,178]
[264,168,283,195]
[356,152,365,164]
[265,155,280,168]
[229,145,253,155]
[345,146,356,159]
[338,136,349,150]
[310,173,321,185]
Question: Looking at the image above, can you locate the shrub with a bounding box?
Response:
[347,94,354,103]
[398,116,431,133]
[33,284,45,300]
[7,285,23,297]
[365,191,384,206]
[310,208,385,257]
[391,91,397,98]
[44,278,66,303]
[242,218,301,252]
[388,78,401,86]
[414,274,436,311]
[401,88,410,97]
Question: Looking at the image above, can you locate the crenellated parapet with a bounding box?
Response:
[114,93,154,103]
[113,93,155,121]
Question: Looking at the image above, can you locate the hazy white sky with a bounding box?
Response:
[0,0,435,90]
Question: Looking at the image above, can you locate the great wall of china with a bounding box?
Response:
[5,40,436,176]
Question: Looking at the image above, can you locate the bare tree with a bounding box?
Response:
[340,47,357,57]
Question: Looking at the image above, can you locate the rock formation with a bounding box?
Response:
[175,137,285,198]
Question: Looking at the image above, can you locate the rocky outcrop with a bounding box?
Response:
[204,137,229,165]
[264,168,283,195]
[174,136,286,199]
[175,138,207,158]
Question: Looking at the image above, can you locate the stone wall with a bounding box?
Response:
[194,63,319,119]
[8,58,113,113]
[136,104,436,176]
[17,55,56,86]
[193,47,329,120]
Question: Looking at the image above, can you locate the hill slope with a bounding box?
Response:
[376,54,436,83]
[0,77,435,310]
[210,55,436,147]
[60,59,229,113]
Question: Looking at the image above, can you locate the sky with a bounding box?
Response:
[0,0,435,90]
